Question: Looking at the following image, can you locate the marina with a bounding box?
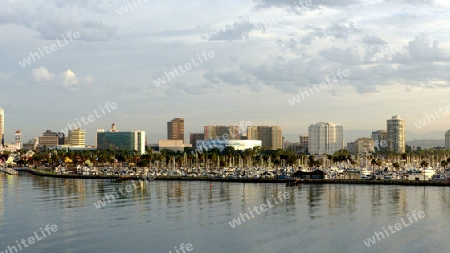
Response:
[8,165,450,187]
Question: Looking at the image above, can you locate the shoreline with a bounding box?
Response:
[13,168,450,186]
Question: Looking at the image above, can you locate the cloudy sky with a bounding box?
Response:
[1,0,449,145]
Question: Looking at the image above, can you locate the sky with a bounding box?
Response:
[1,0,450,145]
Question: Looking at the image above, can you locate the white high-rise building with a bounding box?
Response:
[133,130,146,155]
[14,130,21,149]
[387,115,405,154]
[0,107,4,147]
[308,122,343,155]
[445,130,450,149]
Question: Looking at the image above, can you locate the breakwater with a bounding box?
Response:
[286,179,450,187]
[15,168,450,186]
[0,167,18,175]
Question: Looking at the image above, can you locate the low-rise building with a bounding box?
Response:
[195,140,261,152]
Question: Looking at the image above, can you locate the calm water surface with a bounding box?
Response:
[1,171,450,253]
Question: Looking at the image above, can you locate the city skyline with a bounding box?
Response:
[1,0,450,145]
[1,110,450,146]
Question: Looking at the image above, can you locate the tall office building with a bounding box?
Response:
[445,130,450,149]
[387,115,405,154]
[246,126,282,150]
[0,107,4,147]
[69,128,86,147]
[204,126,240,141]
[371,130,388,151]
[167,118,184,141]
[308,122,344,155]
[14,130,21,149]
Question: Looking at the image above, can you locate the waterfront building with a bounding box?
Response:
[246,126,282,150]
[97,126,146,155]
[308,122,343,155]
[69,128,85,147]
[50,145,97,151]
[347,137,374,155]
[14,130,21,149]
[23,138,38,150]
[446,130,450,149]
[347,142,357,155]
[1,142,20,152]
[196,140,262,152]
[285,142,302,154]
[387,115,405,154]
[204,126,241,141]
[371,130,388,151]
[284,136,308,154]
[189,133,204,148]
[38,130,65,148]
[159,140,185,152]
[299,135,308,153]
[167,118,184,141]
[0,107,4,147]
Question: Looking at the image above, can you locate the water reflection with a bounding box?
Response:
[3,174,450,253]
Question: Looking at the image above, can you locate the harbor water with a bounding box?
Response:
[1,171,450,252]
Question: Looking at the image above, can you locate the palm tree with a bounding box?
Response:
[440,160,448,179]
[371,158,377,179]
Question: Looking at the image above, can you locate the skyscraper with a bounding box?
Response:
[14,130,21,149]
[246,126,282,150]
[387,115,405,154]
[0,107,4,147]
[445,130,450,149]
[69,128,86,147]
[308,122,344,155]
[167,118,184,141]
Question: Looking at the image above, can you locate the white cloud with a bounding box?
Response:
[61,69,78,87]
[31,67,55,81]
[2,0,450,143]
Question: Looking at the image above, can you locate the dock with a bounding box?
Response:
[0,167,18,175]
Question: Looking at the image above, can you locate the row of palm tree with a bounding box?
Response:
[7,146,450,169]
